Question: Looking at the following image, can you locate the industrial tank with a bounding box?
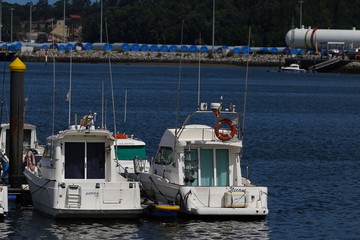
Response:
[285,27,360,50]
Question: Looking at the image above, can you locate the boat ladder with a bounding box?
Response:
[66,185,81,208]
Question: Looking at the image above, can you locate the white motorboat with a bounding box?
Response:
[0,123,44,162]
[138,102,268,218]
[0,123,44,216]
[281,63,306,72]
[23,113,143,219]
[0,185,8,217]
[113,133,149,179]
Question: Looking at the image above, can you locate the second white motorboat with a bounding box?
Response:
[138,102,268,218]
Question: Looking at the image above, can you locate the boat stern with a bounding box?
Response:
[178,186,268,217]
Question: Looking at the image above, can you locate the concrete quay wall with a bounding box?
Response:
[14,50,360,73]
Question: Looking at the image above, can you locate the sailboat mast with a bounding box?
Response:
[197,33,201,108]
[101,80,104,128]
[124,90,127,131]
[68,50,72,126]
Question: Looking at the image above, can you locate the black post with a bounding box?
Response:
[9,58,26,188]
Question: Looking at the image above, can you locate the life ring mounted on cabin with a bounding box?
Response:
[24,150,36,172]
[215,119,236,141]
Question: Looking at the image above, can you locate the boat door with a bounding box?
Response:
[64,142,105,179]
[185,148,229,187]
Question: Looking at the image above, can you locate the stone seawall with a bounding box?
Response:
[15,50,285,66]
[14,50,360,73]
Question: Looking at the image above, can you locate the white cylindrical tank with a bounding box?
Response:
[285,27,360,50]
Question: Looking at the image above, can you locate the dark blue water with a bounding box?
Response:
[1,61,359,239]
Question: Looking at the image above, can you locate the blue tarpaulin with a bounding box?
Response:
[66,43,73,50]
[160,45,169,52]
[200,46,208,52]
[181,45,189,52]
[242,46,250,54]
[233,47,241,54]
[104,43,112,51]
[283,47,291,54]
[291,48,298,55]
[189,45,198,52]
[140,44,149,51]
[131,43,140,51]
[270,47,278,53]
[121,43,130,51]
[84,43,92,50]
[150,44,158,52]
[169,45,178,52]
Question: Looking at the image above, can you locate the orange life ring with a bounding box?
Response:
[215,119,236,141]
[24,151,36,172]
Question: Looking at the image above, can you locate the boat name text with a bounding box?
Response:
[228,187,246,193]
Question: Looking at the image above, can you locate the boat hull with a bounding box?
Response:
[139,173,268,217]
[24,168,143,219]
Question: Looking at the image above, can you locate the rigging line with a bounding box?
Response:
[242,26,251,141]
[105,18,118,161]
[105,18,116,136]
[175,20,184,140]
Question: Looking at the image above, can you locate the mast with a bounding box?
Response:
[67,50,72,126]
[124,90,127,131]
[197,33,201,108]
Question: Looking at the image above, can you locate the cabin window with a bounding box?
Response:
[23,129,32,149]
[115,145,146,160]
[155,147,173,165]
[65,142,105,179]
[5,129,33,154]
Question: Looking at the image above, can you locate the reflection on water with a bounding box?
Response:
[0,207,270,240]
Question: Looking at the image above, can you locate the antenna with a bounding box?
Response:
[242,26,251,141]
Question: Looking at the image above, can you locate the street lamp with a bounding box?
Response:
[299,0,304,27]
[63,0,66,42]
[100,0,103,43]
[29,1,32,42]
[10,8,14,42]
[212,0,215,52]
[0,1,2,42]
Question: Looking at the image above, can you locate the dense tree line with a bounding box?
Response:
[3,0,360,46]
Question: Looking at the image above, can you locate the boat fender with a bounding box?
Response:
[215,119,236,141]
[24,150,36,172]
[175,192,181,205]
